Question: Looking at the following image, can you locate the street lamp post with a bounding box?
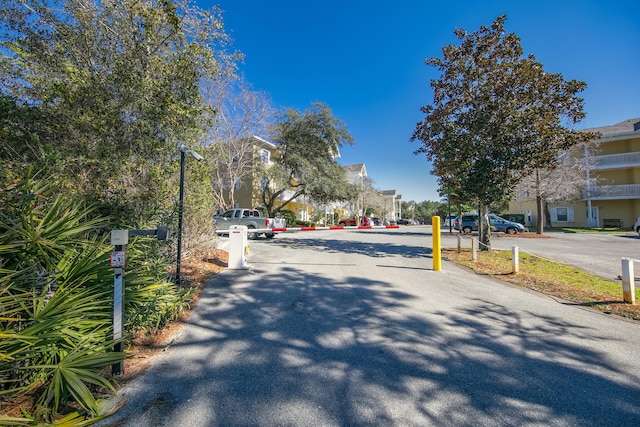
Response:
[361,174,366,222]
[177,144,204,286]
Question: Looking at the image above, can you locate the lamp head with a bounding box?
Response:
[179,144,204,161]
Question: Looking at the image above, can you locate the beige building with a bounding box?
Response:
[229,136,278,209]
[380,190,402,222]
[339,164,402,222]
[231,143,403,224]
[509,117,640,229]
[243,136,315,219]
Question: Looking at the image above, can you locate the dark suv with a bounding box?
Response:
[454,214,525,234]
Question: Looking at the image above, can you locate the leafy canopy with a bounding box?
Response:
[412,15,592,207]
[260,102,357,215]
[0,0,238,225]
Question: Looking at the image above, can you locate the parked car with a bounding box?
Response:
[213,208,285,239]
[442,215,457,227]
[454,214,525,234]
[338,217,373,226]
[634,217,640,234]
[397,218,412,225]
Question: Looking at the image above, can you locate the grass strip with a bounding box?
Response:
[443,248,640,321]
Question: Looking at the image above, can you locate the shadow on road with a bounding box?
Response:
[108,258,640,426]
[266,234,433,259]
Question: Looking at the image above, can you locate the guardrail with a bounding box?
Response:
[215,224,400,234]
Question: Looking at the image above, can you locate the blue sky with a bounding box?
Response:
[204,0,639,202]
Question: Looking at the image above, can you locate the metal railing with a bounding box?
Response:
[582,183,640,200]
[593,151,640,170]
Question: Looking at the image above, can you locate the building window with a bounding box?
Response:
[551,207,574,223]
[259,177,269,190]
[259,149,270,164]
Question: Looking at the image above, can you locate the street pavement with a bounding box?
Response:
[100,227,640,426]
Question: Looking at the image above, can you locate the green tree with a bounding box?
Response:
[260,103,357,216]
[412,15,592,249]
[0,0,237,226]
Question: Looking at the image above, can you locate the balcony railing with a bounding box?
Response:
[583,184,640,200]
[592,152,640,170]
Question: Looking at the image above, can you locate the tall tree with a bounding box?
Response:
[260,102,357,216]
[201,75,275,210]
[412,15,593,250]
[362,177,385,218]
[0,0,238,224]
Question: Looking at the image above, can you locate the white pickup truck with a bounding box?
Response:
[213,208,285,239]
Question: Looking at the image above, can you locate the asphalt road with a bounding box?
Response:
[101,227,640,426]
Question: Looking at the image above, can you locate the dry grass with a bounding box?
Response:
[443,248,640,321]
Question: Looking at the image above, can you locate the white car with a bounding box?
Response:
[442,215,457,227]
[634,217,640,234]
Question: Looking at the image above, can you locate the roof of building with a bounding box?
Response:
[251,135,277,150]
[587,117,640,138]
[342,163,367,179]
[381,190,401,200]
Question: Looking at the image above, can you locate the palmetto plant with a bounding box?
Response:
[1,172,197,423]
[123,234,194,334]
[0,176,124,420]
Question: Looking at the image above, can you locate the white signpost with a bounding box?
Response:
[109,227,169,375]
[110,230,128,375]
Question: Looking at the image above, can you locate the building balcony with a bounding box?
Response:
[592,151,640,170]
[582,184,640,200]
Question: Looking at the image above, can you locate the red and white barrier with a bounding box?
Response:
[216,225,400,234]
[271,225,399,232]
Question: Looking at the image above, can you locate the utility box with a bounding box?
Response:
[228,225,248,269]
[110,230,129,246]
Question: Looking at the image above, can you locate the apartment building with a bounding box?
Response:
[509,117,640,228]
[229,136,279,209]
[339,164,402,222]
[229,138,403,223]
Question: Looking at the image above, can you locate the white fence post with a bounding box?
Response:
[621,258,636,304]
[471,237,477,261]
[512,246,519,274]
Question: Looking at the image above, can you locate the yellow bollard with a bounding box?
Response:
[432,216,441,271]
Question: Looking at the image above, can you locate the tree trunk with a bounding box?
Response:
[479,201,491,251]
[544,201,552,229]
[536,195,544,234]
[535,169,544,235]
